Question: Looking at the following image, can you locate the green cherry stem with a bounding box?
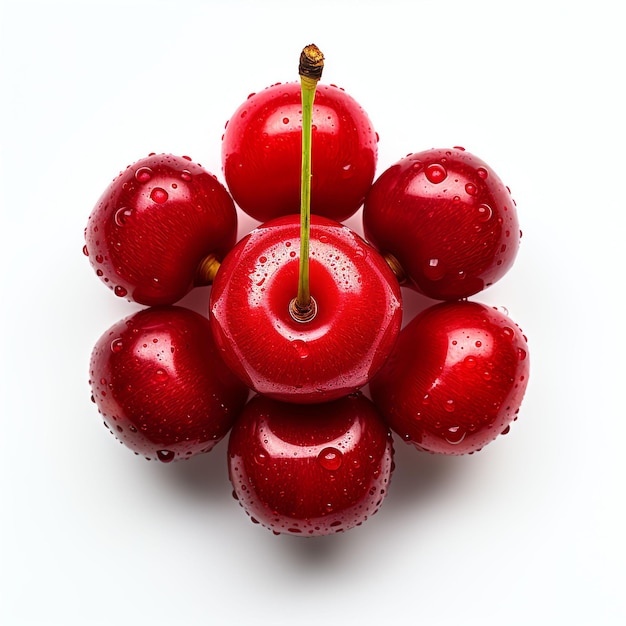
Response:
[290,43,324,323]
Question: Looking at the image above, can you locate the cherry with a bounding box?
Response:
[363,147,520,300]
[89,306,250,462]
[228,392,394,536]
[209,214,402,403]
[369,300,530,455]
[84,153,238,306]
[222,81,378,222]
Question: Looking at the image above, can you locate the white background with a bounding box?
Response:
[2,1,625,624]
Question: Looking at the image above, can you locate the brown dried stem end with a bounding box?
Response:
[299,44,325,85]
[195,253,221,286]
[383,252,407,285]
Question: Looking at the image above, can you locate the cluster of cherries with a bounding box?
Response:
[85,45,529,536]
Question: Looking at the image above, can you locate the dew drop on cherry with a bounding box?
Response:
[518,347,527,361]
[425,163,447,184]
[477,204,493,222]
[424,258,446,281]
[154,368,168,382]
[317,447,343,471]
[341,163,354,178]
[291,339,309,359]
[180,170,192,181]
[476,167,488,179]
[150,187,169,204]
[114,285,127,297]
[445,426,467,445]
[114,207,133,226]
[135,167,153,182]
[465,182,478,196]
[110,338,123,353]
[82,245,89,256]
[501,326,514,341]
[254,451,268,465]
[464,355,477,368]
[156,449,175,463]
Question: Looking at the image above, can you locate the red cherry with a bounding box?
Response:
[363,147,520,300]
[370,300,529,455]
[89,306,249,461]
[85,153,238,306]
[228,393,394,536]
[209,214,402,403]
[222,82,378,222]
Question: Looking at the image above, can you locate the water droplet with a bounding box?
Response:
[476,167,488,179]
[240,110,248,119]
[180,169,192,181]
[464,355,477,368]
[282,117,289,124]
[291,339,309,359]
[114,207,133,226]
[425,163,447,184]
[424,258,446,280]
[475,340,482,348]
[477,204,493,222]
[341,163,354,178]
[150,187,168,203]
[135,167,153,182]
[501,326,514,340]
[318,447,343,470]
[445,426,467,445]
[501,425,511,435]
[465,182,478,196]
[114,285,127,297]
[95,254,104,264]
[254,451,268,465]
[157,450,175,463]
[110,338,123,353]
[444,399,455,413]
[82,244,89,256]
[518,347,527,361]
[154,368,168,382]
[259,256,267,264]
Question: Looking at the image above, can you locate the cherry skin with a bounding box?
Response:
[89,306,250,462]
[84,153,238,306]
[222,82,378,222]
[228,392,394,536]
[369,300,529,455]
[209,214,402,404]
[363,147,521,300]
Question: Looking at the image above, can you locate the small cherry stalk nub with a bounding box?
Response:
[290,43,325,324]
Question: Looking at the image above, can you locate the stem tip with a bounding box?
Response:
[299,44,325,82]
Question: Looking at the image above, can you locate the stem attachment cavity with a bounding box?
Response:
[195,253,221,285]
[290,43,324,323]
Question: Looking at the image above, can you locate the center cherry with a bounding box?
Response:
[209,214,402,403]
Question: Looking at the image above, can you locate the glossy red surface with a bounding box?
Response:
[228,393,394,536]
[222,82,378,222]
[89,306,250,462]
[209,214,402,403]
[363,147,520,300]
[85,153,238,306]
[370,301,530,455]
